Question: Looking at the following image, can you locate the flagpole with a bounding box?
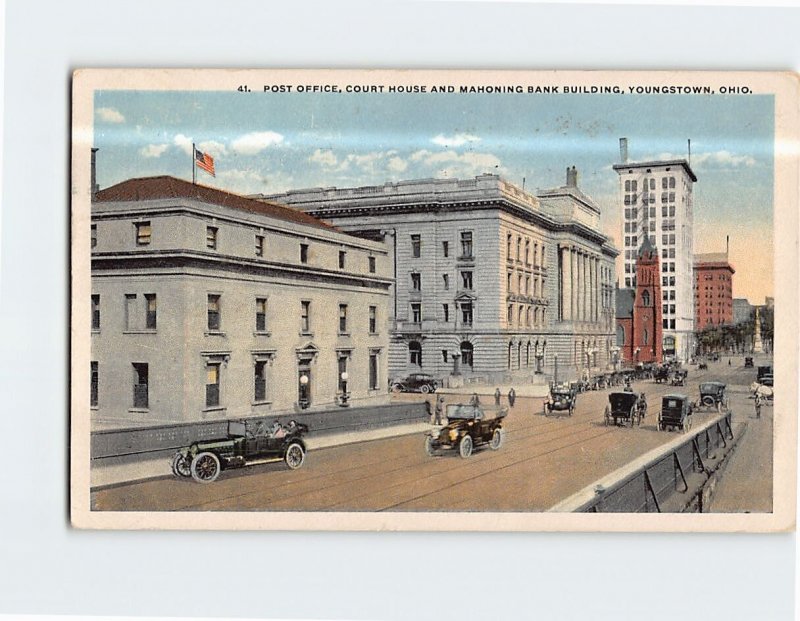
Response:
[192,142,196,185]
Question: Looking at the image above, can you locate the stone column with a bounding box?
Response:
[569,247,576,321]
[573,249,580,322]
[559,245,568,321]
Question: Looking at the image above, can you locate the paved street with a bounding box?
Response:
[92,357,771,513]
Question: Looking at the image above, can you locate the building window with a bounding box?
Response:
[460,341,474,369]
[369,306,377,333]
[339,250,346,269]
[135,221,151,246]
[411,273,421,290]
[125,294,137,330]
[91,294,100,330]
[255,235,264,257]
[670,319,676,329]
[91,224,97,248]
[507,234,513,259]
[338,304,348,334]
[254,360,267,402]
[207,294,221,331]
[461,302,473,326]
[368,256,376,273]
[516,237,521,261]
[409,342,422,366]
[369,351,379,390]
[337,355,348,394]
[669,176,676,188]
[524,239,530,264]
[442,350,449,362]
[442,274,449,290]
[461,271,473,290]
[663,319,669,329]
[411,303,421,323]
[518,274,523,294]
[525,276,530,295]
[301,300,311,333]
[508,304,513,324]
[300,243,309,264]
[411,234,421,258]
[206,226,218,249]
[442,241,449,257]
[256,298,267,332]
[132,363,149,409]
[518,305,524,325]
[460,231,473,258]
[90,361,98,407]
[443,304,449,323]
[145,293,157,330]
[206,362,220,408]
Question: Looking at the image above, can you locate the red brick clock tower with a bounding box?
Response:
[632,235,663,364]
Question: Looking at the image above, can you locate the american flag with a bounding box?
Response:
[194,147,215,177]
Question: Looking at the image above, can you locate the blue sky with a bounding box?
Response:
[93,90,774,302]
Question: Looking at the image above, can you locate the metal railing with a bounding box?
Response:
[550,411,735,513]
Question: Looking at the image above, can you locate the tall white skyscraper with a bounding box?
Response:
[613,139,697,361]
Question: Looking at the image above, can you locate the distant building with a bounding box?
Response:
[613,140,697,361]
[91,176,392,427]
[694,252,735,329]
[258,169,618,384]
[732,298,753,325]
[615,235,663,365]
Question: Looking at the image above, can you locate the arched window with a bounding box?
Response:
[508,342,513,369]
[517,342,522,369]
[409,342,422,366]
[526,341,531,367]
[460,341,474,369]
[642,290,650,307]
[643,329,649,345]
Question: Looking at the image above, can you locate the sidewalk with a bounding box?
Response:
[91,421,431,489]
[707,403,773,512]
[437,384,549,398]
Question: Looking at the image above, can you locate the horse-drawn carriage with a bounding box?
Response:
[604,391,648,427]
[658,394,694,432]
[670,369,688,386]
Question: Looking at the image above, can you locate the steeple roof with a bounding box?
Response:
[638,233,656,257]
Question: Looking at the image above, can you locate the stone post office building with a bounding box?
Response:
[259,168,618,384]
[91,176,392,427]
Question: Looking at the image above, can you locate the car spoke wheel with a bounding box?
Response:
[489,429,503,450]
[190,452,220,483]
[459,435,473,458]
[285,442,306,470]
[420,384,430,394]
[391,384,403,393]
[171,453,191,477]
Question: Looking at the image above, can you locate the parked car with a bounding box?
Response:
[391,373,438,394]
[543,384,578,417]
[658,394,693,432]
[604,391,647,427]
[171,419,309,483]
[757,365,773,382]
[695,381,728,412]
[425,404,507,458]
[744,357,754,368]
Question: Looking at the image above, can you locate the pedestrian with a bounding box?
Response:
[494,387,501,406]
[508,387,516,408]
[728,358,731,366]
[434,395,444,425]
[754,393,762,419]
[470,392,480,407]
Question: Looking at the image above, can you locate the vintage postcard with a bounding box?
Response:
[71,69,798,531]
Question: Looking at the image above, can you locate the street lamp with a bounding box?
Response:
[553,353,559,386]
[340,371,350,407]
[299,373,310,409]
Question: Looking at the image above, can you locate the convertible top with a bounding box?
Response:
[446,404,508,421]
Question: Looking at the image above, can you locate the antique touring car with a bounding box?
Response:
[425,404,508,458]
[604,391,647,427]
[696,381,729,412]
[171,419,309,483]
[658,394,693,432]
[543,384,578,417]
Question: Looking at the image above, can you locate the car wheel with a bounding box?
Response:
[190,452,221,483]
[420,384,431,394]
[391,383,403,394]
[284,442,306,470]
[171,452,191,478]
[424,435,435,456]
[489,429,503,450]
[459,435,473,458]
[702,396,714,407]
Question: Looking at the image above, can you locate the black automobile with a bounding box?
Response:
[697,381,729,412]
[171,419,309,483]
[744,357,754,368]
[391,373,438,394]
[658,394,693,432]
[760,374,774,387]
[425,404,507,458]
[543,384,578,417]
[757,365,773,382]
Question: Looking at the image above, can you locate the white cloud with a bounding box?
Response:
[431,133,481,148]
[197,140,228,157]
[309,149,338,166]
[96,107,125,123]
[410,149,503,178]
[139,144,169,158]
[387,157,408,173]
[173,133,194,156]
[217,168,297,195]
[651,150,756,168]
[231,131,284,155]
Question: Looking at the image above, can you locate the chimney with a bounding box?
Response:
[566,165,578,188]
[91,148,99,198]
[619,137,628,164]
